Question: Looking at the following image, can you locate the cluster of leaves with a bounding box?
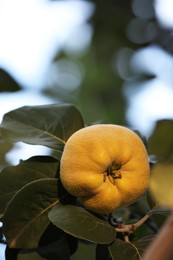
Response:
[0,103,172,260]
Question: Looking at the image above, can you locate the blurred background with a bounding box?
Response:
[0,0,173,258]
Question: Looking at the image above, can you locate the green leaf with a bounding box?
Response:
[0,156,59,215]
[109,236,153,260]
[0,104,84,151]
[148,119,173,161]
[48,204,116,244]
[3,178,59,248]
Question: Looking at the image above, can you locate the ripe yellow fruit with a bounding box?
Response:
[60,124,150,214]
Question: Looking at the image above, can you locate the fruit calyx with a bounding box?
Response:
[104,161,122,185]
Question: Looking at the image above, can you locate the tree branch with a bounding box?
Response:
[115,212,150,233]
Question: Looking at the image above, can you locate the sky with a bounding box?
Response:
[155,0,173,28]
[0,0,173,258]
[124,44,173,135]
[0,0,93,88]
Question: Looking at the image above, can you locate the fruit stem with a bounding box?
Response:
[115,206,159,233]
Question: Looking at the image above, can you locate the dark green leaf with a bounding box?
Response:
[65,233,78,255]
[96,244,111,260]
[0,156,59,214]
[148,119,173,161]
[0,68,21,92]
[48,205,116,244]
[5,246,19,260]
[3,178,59,248]
[18,251,45,260]
[109,236,153,260]
[38,237,71,260]
[38,222,65,247]
[0,140,13,165]
[38,222,78,254]
[0,104,84,151]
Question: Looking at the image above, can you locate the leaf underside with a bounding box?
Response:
[0,155,59,215]
[3,178,60,248]
[109,236,153,260]
[0,103,84,151]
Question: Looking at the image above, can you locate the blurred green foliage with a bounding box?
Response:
[46,1,135,125]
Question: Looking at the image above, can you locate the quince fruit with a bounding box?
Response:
[60,124,150,214]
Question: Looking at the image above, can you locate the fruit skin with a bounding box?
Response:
[60,124,150,214]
